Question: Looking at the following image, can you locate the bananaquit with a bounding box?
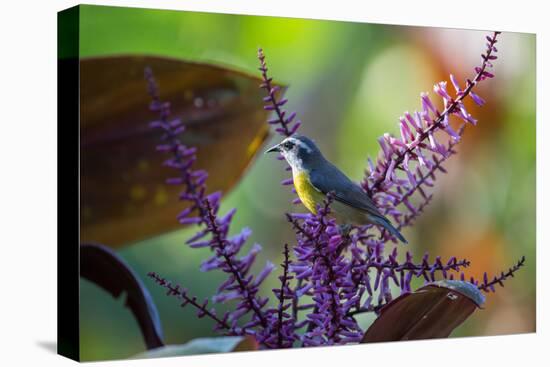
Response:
[266,135,407,243]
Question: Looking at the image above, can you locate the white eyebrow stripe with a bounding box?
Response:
[299,142,312,153]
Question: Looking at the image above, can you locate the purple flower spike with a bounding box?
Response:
[144,67,275,342]
[258,48,300,138]
[476,257,525,293]
[362,31,501,239]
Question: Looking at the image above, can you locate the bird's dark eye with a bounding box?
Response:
[283,141,293,149]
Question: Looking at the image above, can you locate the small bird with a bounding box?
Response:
[266,135,407,243]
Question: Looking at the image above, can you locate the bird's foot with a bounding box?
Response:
[338,224,353,237]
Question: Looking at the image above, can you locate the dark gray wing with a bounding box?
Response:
[308,161,383,217]
[309,161,408,243]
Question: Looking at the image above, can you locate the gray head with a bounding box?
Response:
[265,135,324,170]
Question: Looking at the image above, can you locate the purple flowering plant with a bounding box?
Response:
[145,31,525,349]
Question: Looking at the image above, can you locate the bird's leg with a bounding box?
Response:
[338,223,353,237]
[378,228,386,241]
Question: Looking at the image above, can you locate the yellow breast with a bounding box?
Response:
[293,171,325,214]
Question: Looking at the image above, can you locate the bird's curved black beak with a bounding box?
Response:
[265,144,281,154]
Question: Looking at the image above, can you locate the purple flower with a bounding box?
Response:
[470,91,486,106]
[449,74,462,93]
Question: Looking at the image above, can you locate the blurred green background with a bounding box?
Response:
[76,5,536,361]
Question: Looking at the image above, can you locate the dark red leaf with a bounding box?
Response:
[79,56,285,247]
[361,280,484,342]
[80,243,164,350]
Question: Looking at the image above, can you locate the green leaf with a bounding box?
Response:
[362,280,485,343]
[133,336,259,359]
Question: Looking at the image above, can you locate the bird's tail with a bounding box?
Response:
[373,216,408,244]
